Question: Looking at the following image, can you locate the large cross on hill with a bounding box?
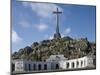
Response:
[53,8,62,39]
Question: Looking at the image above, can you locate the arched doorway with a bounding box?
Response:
[72,62,75,68]
[44,64,47,70]
[66,63,69,68]
[29,64,31,71]
[38,64,41,70]
[56,64,59,69]
[33,64,36,70]
[81,61,83,67]
[77,61,79,68]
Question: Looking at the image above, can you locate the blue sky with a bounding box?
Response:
[12,0,96,53]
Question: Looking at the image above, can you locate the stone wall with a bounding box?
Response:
[59,56,88,69]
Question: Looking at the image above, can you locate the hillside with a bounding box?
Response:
[12,36,96,61]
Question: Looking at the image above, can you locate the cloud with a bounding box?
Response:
[65,28,71,34]
[49,35,53,40]
[12,30,22,43]
[61,34,65,38]
[22,2,63,19]
[19,20,30,28]
[34,23,48,31]
[61,28,71,37]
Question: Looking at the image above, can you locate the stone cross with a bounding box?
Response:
[53,8,62,35]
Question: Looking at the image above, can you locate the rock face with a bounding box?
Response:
[54,32,61,39]
[23,46,33,55]
[12,36,96,61]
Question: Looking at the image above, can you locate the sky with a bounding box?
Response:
[12,0,96,53]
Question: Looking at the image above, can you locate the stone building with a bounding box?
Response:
[12,55,95,72]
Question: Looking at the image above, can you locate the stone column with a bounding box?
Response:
[74,60,77,68]
[69,61,72,69]
[78,60,81,68]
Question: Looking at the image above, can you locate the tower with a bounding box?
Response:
[53,8,62,39]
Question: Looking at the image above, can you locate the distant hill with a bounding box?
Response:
[12,36,96,61]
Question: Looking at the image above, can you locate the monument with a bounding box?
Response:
[53,8,62,39]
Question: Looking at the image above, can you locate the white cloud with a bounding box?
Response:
[19,20,30,28]
[65,28,71,34]
[61,34,65,38]
[61,28,71,37]
[49,35,53,40]
[34,23,48,31]
[44,34,54,40]
[12,30,22,43]
[22,2,63,18]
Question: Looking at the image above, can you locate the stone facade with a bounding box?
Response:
[12,55,95,72]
